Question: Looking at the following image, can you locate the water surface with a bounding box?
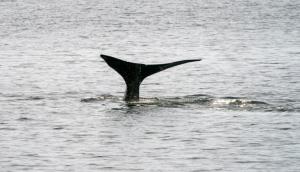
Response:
[1,0,300,171]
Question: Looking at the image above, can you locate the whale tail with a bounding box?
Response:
[100,54,201,101]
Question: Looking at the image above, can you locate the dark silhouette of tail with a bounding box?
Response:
[101,54,201,101]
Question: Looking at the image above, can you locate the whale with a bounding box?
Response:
[101,54,201,101]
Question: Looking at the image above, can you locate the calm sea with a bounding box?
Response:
[1,0,300,171]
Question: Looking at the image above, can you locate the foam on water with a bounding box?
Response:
[81,94,295,112]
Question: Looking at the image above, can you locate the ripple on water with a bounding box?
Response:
[0,127,16,131]
[3,95,45,101]
[1,0,299,171]
[53,126,65,130]
[17,117,33,121]
[82,94,297,112]
[277,127,292,130]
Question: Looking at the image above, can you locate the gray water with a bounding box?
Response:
[1,0,300,171]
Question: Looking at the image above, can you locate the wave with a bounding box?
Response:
[81,94,297,112]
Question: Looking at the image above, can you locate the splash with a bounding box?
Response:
[81,94,294,112]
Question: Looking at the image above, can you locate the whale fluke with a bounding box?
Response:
[101,54,201,101]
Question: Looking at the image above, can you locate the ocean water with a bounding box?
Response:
[1,0,300,171]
